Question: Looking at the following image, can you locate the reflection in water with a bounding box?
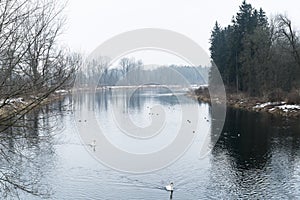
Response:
[0,98,69,198]
[209,108,300,199]
[94,87,182,113]
[169,190,173,199]
[74,87,204,172]
[2,89,300,199]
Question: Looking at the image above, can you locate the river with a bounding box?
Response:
[9,87,300,199]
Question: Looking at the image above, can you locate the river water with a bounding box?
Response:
[11,88,300,199]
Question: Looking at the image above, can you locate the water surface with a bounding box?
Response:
[12,88,300,199]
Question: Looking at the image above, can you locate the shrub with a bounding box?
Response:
[195,87,209,96]
[266,88,286,102]
[286,89,300,104]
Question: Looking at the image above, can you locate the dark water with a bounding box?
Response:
[6,88,300,199]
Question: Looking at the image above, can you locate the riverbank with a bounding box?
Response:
[189,89,300,118]
[0,90,69,120]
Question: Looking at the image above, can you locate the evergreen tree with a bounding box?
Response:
[209,1,277,96]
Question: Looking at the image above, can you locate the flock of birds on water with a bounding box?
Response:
[76,104,241,196]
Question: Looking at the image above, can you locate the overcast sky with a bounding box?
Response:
[62,0,300,65]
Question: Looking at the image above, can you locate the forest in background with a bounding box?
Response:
[76,57,209,87]
[209,0,300,103]
[0,0,300,198]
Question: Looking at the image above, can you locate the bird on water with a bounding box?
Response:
[165,182,174,199]
[165,182,174,191]
[89,140,96,151]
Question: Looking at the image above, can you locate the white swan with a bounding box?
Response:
[89,140,96,151]
[165,182,174,191]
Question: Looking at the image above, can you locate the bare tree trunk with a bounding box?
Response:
[275,14,300,67]
[0,0,80,197]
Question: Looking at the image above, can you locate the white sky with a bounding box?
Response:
[62,0,300,65]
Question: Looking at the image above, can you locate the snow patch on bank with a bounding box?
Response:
[253,101,300,114]
[277,105,300,112]
[55,89,68,94]
[0,98,27,105]
[253,102,285,109]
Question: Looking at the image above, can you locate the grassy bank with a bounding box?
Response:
[0,90,69,122]
[190,87,300,118]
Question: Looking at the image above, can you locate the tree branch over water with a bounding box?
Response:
[0,0,80,197]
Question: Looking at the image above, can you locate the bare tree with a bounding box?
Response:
[0,0,80,197]
[270,14,300,91]
[0,0,78,131]
[119,57,138,77]
[75,55,111,88]
[273,14,300,67]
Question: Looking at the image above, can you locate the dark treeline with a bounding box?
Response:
[77,57,209,87]
[209,0,300,102]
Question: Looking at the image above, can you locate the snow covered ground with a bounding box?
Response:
[277,104,300,112]
[253,102,285,109]
[253,101,300,113]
